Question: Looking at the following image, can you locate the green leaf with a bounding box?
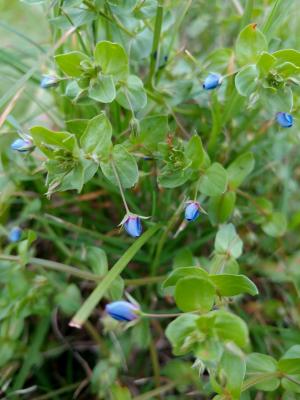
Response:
[215,223,243,259]
[185,135,205,170]
[227,152,255,189]
[163,267,209,289]
[158,166,191,188]
[281,377,300,395]
[276,62,300,78]
[236,24,268,65]
[100,144,139,189]
[279,346,300,375]
[131,319,151,350]
[55,284,82,316]
[257,52,276,76]
[273,49,300,68]
[55,51,89,77]
[85,247,108,276]
[88,74,116,103]
[209,191,236,224]
[199,163,228,197]
[136,114,169,151]
[174,277,215,312]
[261,212,287,237]
[94,40,129,81]
[116,75,147,111]
[235,64,259,97]
[107,276,124,301]
[260,86,293,114]
[210,274,258,296]
[246,353,280,391]
[57,159,98,193]
[173,248,194,269]
[50,8,95,29]
[110,384,132,400]
[165,314,199,355]
[218,350,246,398]
[66,119,89,138]
[80,113,112,159]
[214,310,249,348]
[30,126,79,155]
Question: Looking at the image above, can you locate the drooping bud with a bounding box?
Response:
[185,201,201,222]
[124,215,142,237]
[203,73,222,90]
[8,227,22,243]
[105,301,140,322]
[40,75,59,89]
[11,138,34,152]
[276,112,293,128]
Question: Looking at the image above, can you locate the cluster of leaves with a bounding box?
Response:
[1,0,300,399]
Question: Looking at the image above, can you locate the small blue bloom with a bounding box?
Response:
[185,201,200,222]
[276,112,293,128]
[11,138,34,152]
[105,301,140,322]
[124,216,142,237]
[8,227,22,243]
[40,75,58,89]
[203,73,222,90]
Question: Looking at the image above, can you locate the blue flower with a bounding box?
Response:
[185,201,200,222]
[40,75,58,89]
[8,227,22,243]
[276,112,293,128]
[124,216,142,237]
[11,138,34,152]
[105,301,140,322]
[203,73,222,90]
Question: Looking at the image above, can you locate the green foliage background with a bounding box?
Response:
[0,0,300,399]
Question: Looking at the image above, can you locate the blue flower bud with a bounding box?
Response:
[124,216,142,237]
[276,112,293,128]
[8,227,22,243]
[185,201,200,222]
[105,301,140,322]
[40,75,59,89]
[203,73,222,90]
[11,138,34,152]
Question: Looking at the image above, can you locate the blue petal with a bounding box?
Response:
[105,301,138,322]
[11,138,33,152]
[40,75,58,89]
[185,203,200,221]
[124,217,142,237]
[203,73,222,90]
[276,112,293,128]
[8,227,22,243]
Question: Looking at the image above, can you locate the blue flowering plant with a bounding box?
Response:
[0,0,300,399]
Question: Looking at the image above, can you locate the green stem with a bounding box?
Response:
[150,200,185,276]
[125,275,166,286]
[149,338,161,388]
[147,0,164,88]
[262,0,286,40]
[0,254,101,282]
[0,254,165,287]
[31,383,80,400]
[111,159,130,214]
[11,317,50,396]
[240,0,254,29]
[207,91,222,156]
[69,224,161,328]
[133,382,175,400]
[142,312,182,318]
